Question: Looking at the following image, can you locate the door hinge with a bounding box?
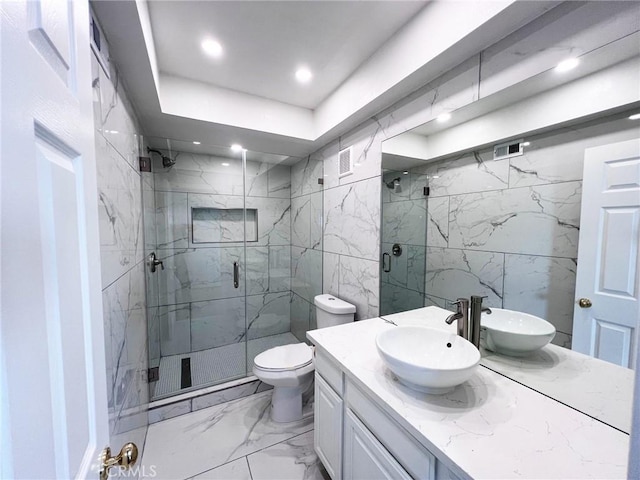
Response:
[147,367,159,382]
[423,186,430,196]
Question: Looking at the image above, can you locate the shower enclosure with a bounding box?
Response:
[143,139,298,400]
[380,167,428,316]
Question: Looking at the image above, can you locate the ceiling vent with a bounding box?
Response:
[494,139,525,161]
[338,146,354,178]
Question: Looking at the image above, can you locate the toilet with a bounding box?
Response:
[253,294,356,422]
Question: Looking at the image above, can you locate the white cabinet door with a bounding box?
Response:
[343,409,412,480]
[572,138,640,367]
[1,1,110,479]
[314,373,343,479]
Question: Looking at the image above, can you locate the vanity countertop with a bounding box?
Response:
[307,306,630,479]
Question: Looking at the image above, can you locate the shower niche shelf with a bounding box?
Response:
[192,207,258,243]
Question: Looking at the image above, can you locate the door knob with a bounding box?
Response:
[578,298,592,308]
[100,442,138,480]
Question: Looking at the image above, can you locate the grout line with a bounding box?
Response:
[245,456,254,480]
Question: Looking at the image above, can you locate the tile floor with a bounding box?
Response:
[141,390,329,480]
[154,333,299,399]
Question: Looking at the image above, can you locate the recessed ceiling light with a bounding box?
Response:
[403,171,409,175]
[193,141,201,145]
[555,58,579,72]
[629,113,640,120]
[221,162,230,167]
[523,141,531,147]
[437,113,451,123]
[202,39,223,58]
[295,67,312,83]
[230,144,243,152]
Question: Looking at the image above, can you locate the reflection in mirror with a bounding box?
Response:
[142,136,304,400]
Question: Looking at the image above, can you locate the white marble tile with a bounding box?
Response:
[338,255,379,321]
[426,196,449,248]
[247,430,328,480]
[503,254,577,335]
[245,161,269,198]
[479,2,640,99]
[149,400,192,424]
[191,380,264,412]
[191,458,252,480]
[406,245,426,294]
[337,118,387,187]
[509,115,640,188]
[159,304,191,356]
[291,155,323,198]
[309,192,323,251]
[425,247,504,307]
[291,195,311,248]
[246,292,291,340]
[291,247,322,304]
[291,293,312,343]
[140,391,313,480]
[416,149,509,198]
[157,247,245,305]
[380,283,424,317]
[153,152,244,195]
[323,177,380,261]
[148,307,161,367]
[381,198,427,246]
[322,252,340,296]
[246,246,292,295]
[552,330,572,349]
[267,164,291,199]
[448,181,582,257]
[97,65,140,170]
[96,135,143,288]
[155,192,189,248]
[142,179,157,253]
[190,297,245,351]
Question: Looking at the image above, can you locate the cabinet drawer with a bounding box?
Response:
[315,348,343,394]
[346,381,435,479]
[344,409,412,480]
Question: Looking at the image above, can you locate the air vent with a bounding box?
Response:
[494,139,525,160]
[338,146,353,178]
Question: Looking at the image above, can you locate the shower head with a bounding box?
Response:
[385,177,401,189]
[147,147,175,169]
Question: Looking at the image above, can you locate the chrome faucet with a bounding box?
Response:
[470,295,492,348]
[445,298,469,340]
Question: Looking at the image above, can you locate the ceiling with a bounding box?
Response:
[148,1,426,109]
[93,1,559,156]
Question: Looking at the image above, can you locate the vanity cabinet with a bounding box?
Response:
[314,350,443,480]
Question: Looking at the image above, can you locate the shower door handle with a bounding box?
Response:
[233,261,239,288]
[382,253,391,273]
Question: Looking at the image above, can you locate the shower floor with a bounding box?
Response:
[153,332,300,399]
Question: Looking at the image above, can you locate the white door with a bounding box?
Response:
[1,1,110,478]
[572,138,640,368]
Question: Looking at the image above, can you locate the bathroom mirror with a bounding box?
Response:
[379,99,639,432]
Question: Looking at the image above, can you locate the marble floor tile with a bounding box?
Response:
[140,391,313,479]
[190,458,252,480]
[247,430,329,480]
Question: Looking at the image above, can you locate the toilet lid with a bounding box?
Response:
[254,343,313,371]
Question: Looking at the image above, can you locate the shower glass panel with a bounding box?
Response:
[143,138,298,401]
[380,165,428,316]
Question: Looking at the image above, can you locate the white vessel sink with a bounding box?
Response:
[376,326,480,394]
[481,308,556,357]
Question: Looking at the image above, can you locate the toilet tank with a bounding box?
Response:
[314,294,356,328]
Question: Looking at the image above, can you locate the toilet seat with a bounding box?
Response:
[253,343,313,371]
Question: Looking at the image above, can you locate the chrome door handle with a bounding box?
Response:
[100,442,138,480]
[233,261,239,288]
[382,253,391,273]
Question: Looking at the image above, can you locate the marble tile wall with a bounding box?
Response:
[91,51,149,439]
[417,116,640,344]
[150,153,292,360]
[295,3,636,327]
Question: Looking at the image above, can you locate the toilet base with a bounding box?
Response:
[270,386,303,423]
